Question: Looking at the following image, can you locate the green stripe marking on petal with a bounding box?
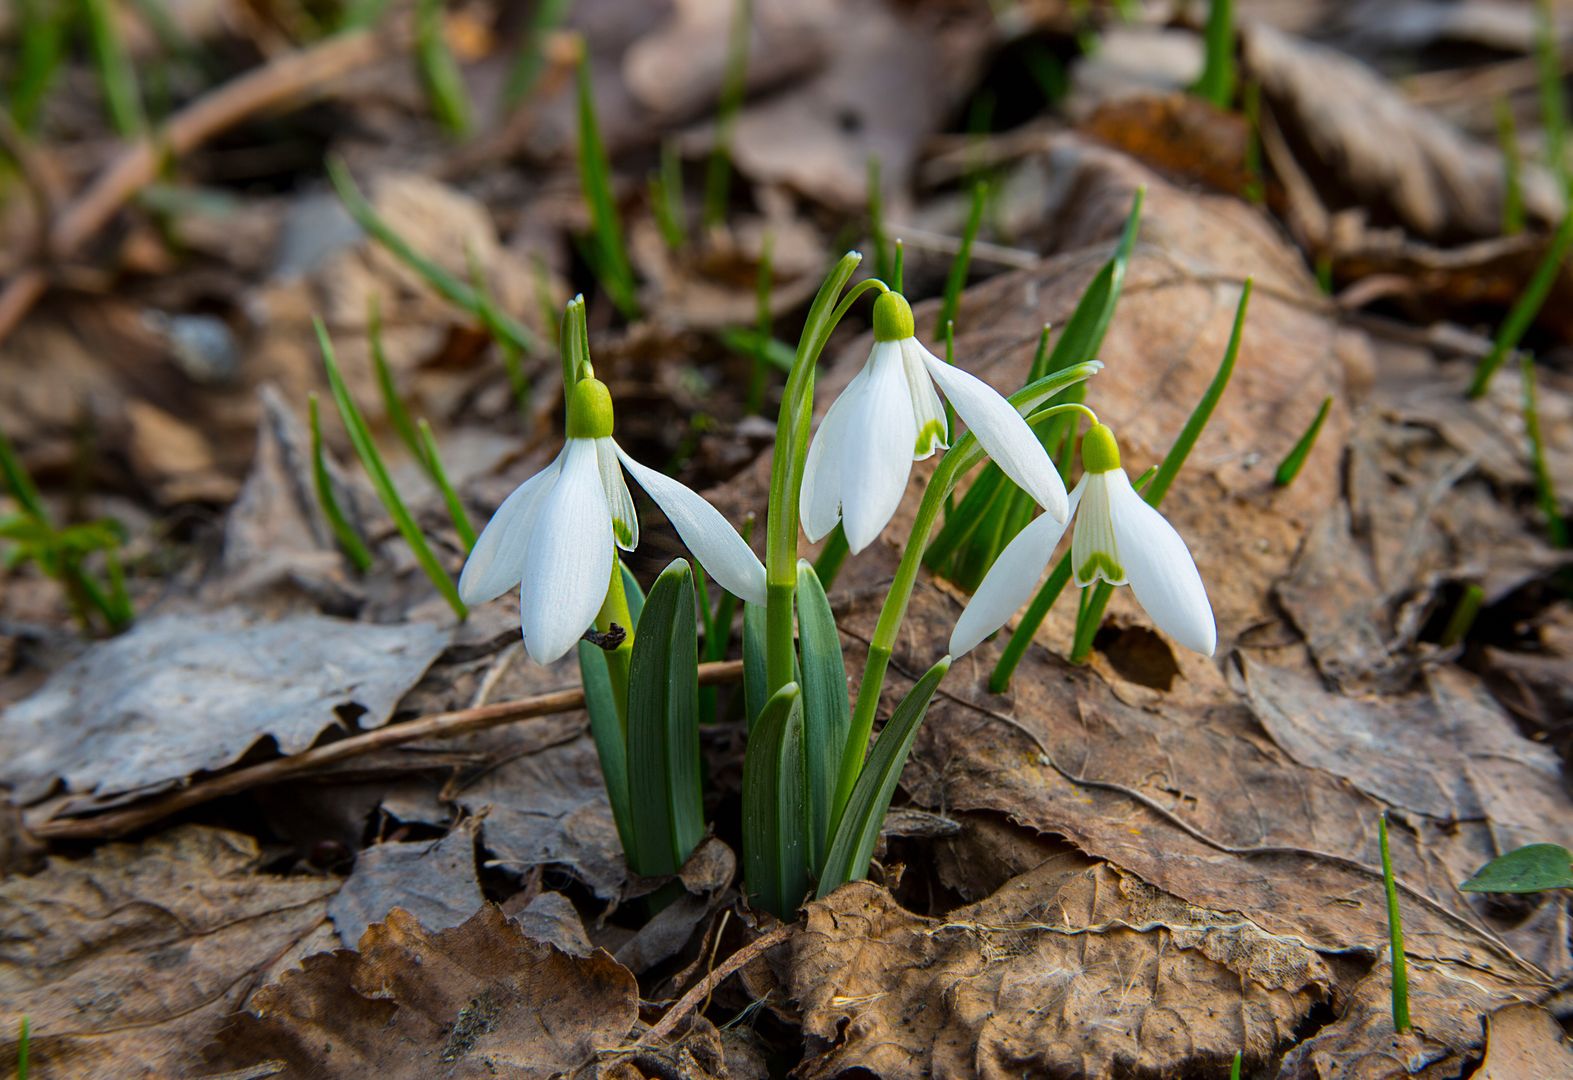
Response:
[613,518,635,549]
[915,419,947,456]
[1077,552,1124,584]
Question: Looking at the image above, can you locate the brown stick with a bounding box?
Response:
[639,921,793,1046]
[0,20,406,347]
[32,658,745,842]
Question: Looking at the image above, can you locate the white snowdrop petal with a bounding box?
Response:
[949,507,1072,658]
[799,359,873,543]
[1070,471,1126,587]
[457,450,563,604]
[918,344,1069,522]
[519,438,614,664]
[596,438,639,551]
[899,339,949,460]
[616,443,767,606]
[840,341,918,553]
[1105,469,1216,656]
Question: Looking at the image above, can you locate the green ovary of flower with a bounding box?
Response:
[1081,423,1121,473]
[871,291,915,342]
[566,376,615,439]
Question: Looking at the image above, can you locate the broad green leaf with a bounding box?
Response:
[626,559,703,876]
[578,640,634,857]
[819,657,950,895]
[742,601,768,731]
[621,562,646,623]
[742,682,808,918]
[796,561,850,870]
[1460,843,1573,894]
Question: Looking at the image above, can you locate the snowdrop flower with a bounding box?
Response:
[460,374,766,664]
[949,423,1215,658]
[800,291,1069,554]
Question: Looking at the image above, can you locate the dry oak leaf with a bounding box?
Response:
[792,858,1332,1079]
[0,826,338,1080]
[210,904,639,1079]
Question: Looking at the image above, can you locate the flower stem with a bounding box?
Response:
[595,558,635,727]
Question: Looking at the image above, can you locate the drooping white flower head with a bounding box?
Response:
[460,375,766,664]
[800,291,1069,555]
[949,423,1215,658]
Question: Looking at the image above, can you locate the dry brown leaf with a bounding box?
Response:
[328,820,484,948]
[1469,1002,1573,1078]
[793,861,1332,1078]
[208,905,639,1079]
[0,826,338,1079]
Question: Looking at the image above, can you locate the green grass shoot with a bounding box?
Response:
[868,155,891,284]
[1439,582,1484,649]
[367,296,427,469]
[504,0,570,107]
[1468,207,1573,397]
[575,44,640,317]
[83,0,147,136]
[892,238,905,294]
[1495,99,1525,236]
[1378,811,1412,1034]
[936,180,988,337]
[651,139,688,250]
[338,0,392,31]
[315,318,467,619]
[308,392,374,572]
[1229,1048,1241,1080]
[1274,394,1332,487]
[1067,281,1251,663]
[1535,0,1567,188]
[10,0,69,130]
[704,0,752,228]
[416,419,476,552]
[16,1015,27,1080]
[327,158,540,356]
[1521,355,1568,546]
[415,0,473,137]
[1192,0,1237,109]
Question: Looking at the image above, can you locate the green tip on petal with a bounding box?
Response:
[566,377,615,438]
[872,291,915,342]
[1082,423,1121,474]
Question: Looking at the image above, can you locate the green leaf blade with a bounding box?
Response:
[742,682,808,918]
[1460,843,1573,894]
[796,561,850,871]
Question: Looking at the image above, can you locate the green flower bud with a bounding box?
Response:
[872,291,915,342]
[566,377,614,439]
[1081,423,1121,474]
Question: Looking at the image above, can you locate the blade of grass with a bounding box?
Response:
[1379,812,1412,1033]
[651,139,688,250]
[742,682,807,917]
[1439,582,1484,649]
[1069,280,1251,663]
[1192,0,1236,109]
[1274,394,1331,487]
[1521,355,1568,546]
[339,0,392,31]
[703,0,751,228]
[16,1016,27,1080]
[315,318,466,618]
[83,0,147,136]
[868,155,890,283]
[627,559,704,875]
[416,0,473,136]
[1535,0,1567,188]
[307,393,374,572]
[327,159,540,355]
[504,0,571,107]
[936,180,987,337]
[1467,207,1573,398]
[415,419,475,551]
[1496,98,1526,236]
[818,657,950,893]
[1229,1049,1242,1080]
[367,296,428,468]
[10,0,70,130]
[575,43,639,317]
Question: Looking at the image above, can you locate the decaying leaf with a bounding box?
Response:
[793,861,1331,1078]
[0,826,338,1079]
[1470,1002,1573,1079]
[329,820,484,947]
[0,608,450,809]
[208,905,639,1079]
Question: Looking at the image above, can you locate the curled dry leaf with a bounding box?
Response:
[0,826,338,1079]
[209,905,639,1079]
[793,860,1332,1078]
[0,608,450,810]
[328,820,485,948]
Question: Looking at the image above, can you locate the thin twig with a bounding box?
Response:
[639,921,793,1046]
[31,658,744,842]
[0,20,407,348]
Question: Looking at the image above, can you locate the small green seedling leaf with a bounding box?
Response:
[416,0,473,137]
[1461,843,1573,893]
[415,419,476,552]
[1379,812,1411,1034]
[626,559,705,877]
[819,656,950,895]
[1229,1048,1242,1080]
[83,0,147,136]
[1274,394,1332,488]
[503,0,570,106]
[1192,0,1237,109]
[1468,207,1573,398]
[742,682,808,918]
[308,393,374,572]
